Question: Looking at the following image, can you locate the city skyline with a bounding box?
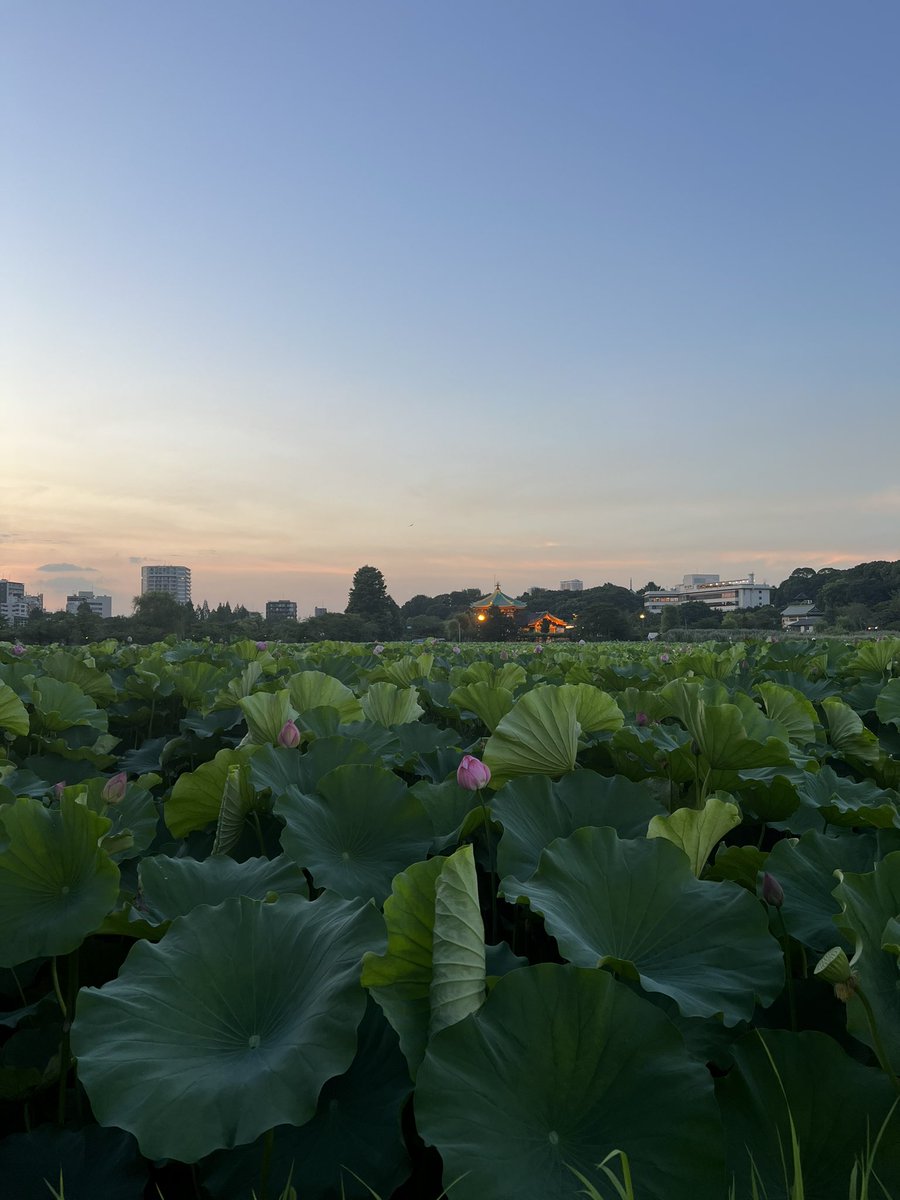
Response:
[4,4,899,615]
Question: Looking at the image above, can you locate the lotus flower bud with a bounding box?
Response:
[659,653,671,664]
[278,720,301,749]
[373,644,384,655]
[499,650,508,660]
[457,755,491,792]
[635,711,649,728]
[578,639,586,646]
[255,641,268,651]
[53,781,66,798]
[814,946,853,986]
[11,643,25,657]
[101,771,127,806]
[533,644,543,654]
[761,872,784,909]
[452,645,461,655]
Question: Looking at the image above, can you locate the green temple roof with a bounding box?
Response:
[471,585,527,610]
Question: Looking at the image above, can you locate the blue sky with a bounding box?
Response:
[3,1,898,615]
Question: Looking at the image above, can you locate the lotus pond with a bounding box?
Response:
[1,635,900,1199]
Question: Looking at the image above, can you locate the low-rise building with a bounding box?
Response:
[66,591,112,619]
[643,573,771,615]
[781,602,824,632]
[266,600,297,621]
[0,580,43,626]
[559,579,584,592]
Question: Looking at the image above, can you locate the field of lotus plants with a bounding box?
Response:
[1,633,900,1199]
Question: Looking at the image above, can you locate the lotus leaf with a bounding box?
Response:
[0,796,120,967]
[416,964,725,1200]
[164,747,255,837]
[448,681,515,731]
[72,893,384,1162]
[0,1124,147,1200]
[30,678,107,735]
[0,681,29,737]
[138,853,308,921]
[483,685,580,786]
[756,681,820,744]
[276,763,434,902]
[876,678,900,729]
[41,651,117,704]
[359,681,423,727]
[238,689,297,746]
[493,771,665,882]
[287,670,363,723]
[716,1030,900,1200]
[647,792,741,877]
[501,827,783,1024]
[362,846,485,1079]
[821,697,881,765]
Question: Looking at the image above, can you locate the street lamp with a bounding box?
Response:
[451,619,462,643]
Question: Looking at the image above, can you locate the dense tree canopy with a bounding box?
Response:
[345,566,401,636]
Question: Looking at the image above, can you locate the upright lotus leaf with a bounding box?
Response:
[555,683,624,734]
[165,747,255,838]
[220,660,263,703]
[494,772,665,883]
[72,893,385,1163]
[212,762,265,855]
[276,764,434,903]
[661,679,792,772]
[411,778,485,845]
[199,999,411,1200]
[647,793,741,877]
[377,652,434,687]
[448,681,515,732]
[876,678,900,729]
[821,697,881,765]
[762,831,876,952]
[0,681,29,736]
[716,1030,900,1200]
[30,678,107,735]
[795,766,900,830]
[483,686,580,787]
[458,659,527,691]
[0,796,120,967]
[707,844,768,890]
[832,853,900,1072]
[756,682,820,745]
[501,827,783,1024]
[238,689,297,746]
[287,670,363,723]
[362,847,485,1079]
[171,661,230,711]
[138,853,308,922]
[359,682,423,727]
[41,651,117,704]
[416,964,725,1200]
[847,638,900,682]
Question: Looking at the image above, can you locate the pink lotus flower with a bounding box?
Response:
[452,645,461,655]
[255,641,268,651]
[659,653,671,664]
[53,781,66,798]
[11,644,25,656]
[635,711,649,727]
[102,772,127,805]
[533,643,543,654]
[762,873,784,909]
[278,719,301,749]
[457,755,491,791]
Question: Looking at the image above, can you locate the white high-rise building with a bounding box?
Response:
[0,580,42,625]
[559,579,584,592]
[141,565,192,604]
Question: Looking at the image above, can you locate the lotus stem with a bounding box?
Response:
[50,956,67,1022]
[854,984,900,1095]
[775,910,797,1033]
[259,1127,275,1200]
[482,800,498,942]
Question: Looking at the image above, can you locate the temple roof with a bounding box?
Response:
[470,585,527,610]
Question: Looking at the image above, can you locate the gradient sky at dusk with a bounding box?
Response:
[3,2,899,616]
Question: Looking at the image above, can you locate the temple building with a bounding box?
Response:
[470,585,569,637]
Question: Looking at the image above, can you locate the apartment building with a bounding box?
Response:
[141,565,192,604]
[65,590,113,619]
[0,580,43,625]
[559,579,584,592]
[266,600,297,621]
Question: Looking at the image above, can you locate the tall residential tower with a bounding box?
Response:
[141,565,192,604]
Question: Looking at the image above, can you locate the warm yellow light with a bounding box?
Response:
[477,613,486,622]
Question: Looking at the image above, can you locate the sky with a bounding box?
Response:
[2,1,898,617]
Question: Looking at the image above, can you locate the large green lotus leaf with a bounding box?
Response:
[494,772,665,883]
[0,681,29,736]
[30,678,107,734]
[847,638,900,682]
[199,999,411,1200]
[276,764,434,903]
[832,853,900,1071]
[410,778,484,844]
[71,893,384,1163]
[362,847,485,1079]
[238,689,297,746]
[876,678,900,729]
[212,762,267,855]
[483,686,580,787]
[449,682,515,732]
[647,793,741,877]
[170,660,230,711]
[138,853,308,922]
[762,831,876,952]
[287,670,363,723]
[164,747,255,838]
[661,680,792,771]
[756,682,820,745]
[0,797,120,967]
[795,766,900,830]
[0,1124,147,1200]
[359,682,423,727]
[377,651,434,687]
[556,683,624,734]
[458,660,527,691]
[821,697,881,765]
[416,964,725,1200]
[41,650,117,704]
[730,691,792,745]
[716,1030,900,1200]
[708,844,768,890]
[502,827,783,1024]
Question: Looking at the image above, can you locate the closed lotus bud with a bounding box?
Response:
[659,653,671,665]
[499,650,509,660]
[53,781,66,798]
[102,771,127,806]
[814,946,853,986]
[278,720,301,749]
[452,645,461,655]
[255,640,268,651]
[11,643,25,657]
[761,872,784,909]
[635,711,649,727]
[533,643,544,654]
[457,755,491,792]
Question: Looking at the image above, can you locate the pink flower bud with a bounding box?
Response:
[533,644,543,654]
[278,719,301,749]
[53,781,66,798]
[101,771,127,805]
[255,641,268,651]
[12,643,25,656]
[762,873,784,909]
[635,711,649,727]
[659,653,671,664]
[452,645,461,655]
[457,755,491,791]
[373,644,384,655]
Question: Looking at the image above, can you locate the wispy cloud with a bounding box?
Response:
[37,562,98,573]
[858,488,900,514]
